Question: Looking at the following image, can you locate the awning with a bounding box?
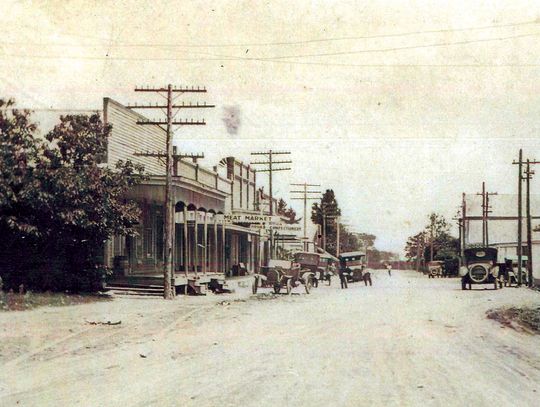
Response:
[225,224,260,235]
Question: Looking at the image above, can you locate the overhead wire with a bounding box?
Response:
[6,18,538,49]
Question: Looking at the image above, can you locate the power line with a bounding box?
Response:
[2,31,539,66]
[6,19,539,49]
[209,31,540,61]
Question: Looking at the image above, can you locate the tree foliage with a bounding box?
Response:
[311,190,342,255]
[276,198,301,224]
[0,99,145,292]
[403,213,459,266]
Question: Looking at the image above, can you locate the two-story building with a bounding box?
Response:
[103,98,262,293]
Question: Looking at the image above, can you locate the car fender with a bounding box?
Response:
[301,271,315,283]
[253,273,267,282]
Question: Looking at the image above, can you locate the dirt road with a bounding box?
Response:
[1,270,540,406]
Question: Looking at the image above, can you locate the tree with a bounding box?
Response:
[355,233,376,250]
[425,213,450,261]
[276,198,301,224]
[0,99,145,292]
[0,99,41,236]
[404,232,426,262]
[423,232,459,260]
[403,213,459,271]
[311,189,341,255]
[337,224,362,253]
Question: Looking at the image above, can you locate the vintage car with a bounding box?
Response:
[315,252,338,286]
[339,251,368,283]
[293,252,323,287]
[459,247,501,290]
[252,259,315,295]
[441,256,460,278]
[500,256,528,286]
[427,260,444,278]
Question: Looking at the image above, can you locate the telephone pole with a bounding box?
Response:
[452,207,463,258]
[525,160,535,287]
[251,150,291,259]
[512,151,540,286]
[290,182,321,251]
[129,84,214,299]
[476,182,497,246]
[250,150,291,215]
[461,192,467,256]
[320,202,339,252]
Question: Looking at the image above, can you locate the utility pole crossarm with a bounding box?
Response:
[135,86,207,93]
[128,103,215,109]
[254,167,291,172]
[137,119,206,125]
[250,151,291,155]
[251,161,293,165]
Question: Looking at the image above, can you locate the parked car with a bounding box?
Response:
[499,256,528,286]
[293,252,322,287]
[339,251,370,284]
[427,260,444,278]
[316,253,337,286]
[459,247,501,290]
[252,259,315,295]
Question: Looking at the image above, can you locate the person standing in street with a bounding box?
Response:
[338,257,348,289]
[386,263,392,277]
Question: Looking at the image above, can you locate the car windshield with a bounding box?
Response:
[294,253,319,265]
[342,255,364,265]
[464,248,497,264]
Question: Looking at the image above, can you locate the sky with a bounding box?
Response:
[1,0,540,254]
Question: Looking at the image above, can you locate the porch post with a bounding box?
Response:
[203,211,208,275]
[222,223,226,275]
[194,210,199,277]
[214,217,218,273]
[183,206,188,278]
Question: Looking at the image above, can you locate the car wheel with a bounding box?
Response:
[305,278,312,294]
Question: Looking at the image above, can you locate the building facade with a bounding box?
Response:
[102,97,307,290]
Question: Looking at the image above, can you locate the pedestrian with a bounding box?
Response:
[386,263,392,277]
[363,269,372,286]
[338,257,348,289]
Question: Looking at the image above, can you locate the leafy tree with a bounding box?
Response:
[424,232,459,260]
[0,99,145,292]
[337,224,362,253]
[276,198,301,224]
[404,232,427,262]
[403,213,459,270]
[355,233,376,250]
[0,99,42,236]
[311,189,341,255]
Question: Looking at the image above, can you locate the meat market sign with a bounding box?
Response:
[219,214,282,224]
